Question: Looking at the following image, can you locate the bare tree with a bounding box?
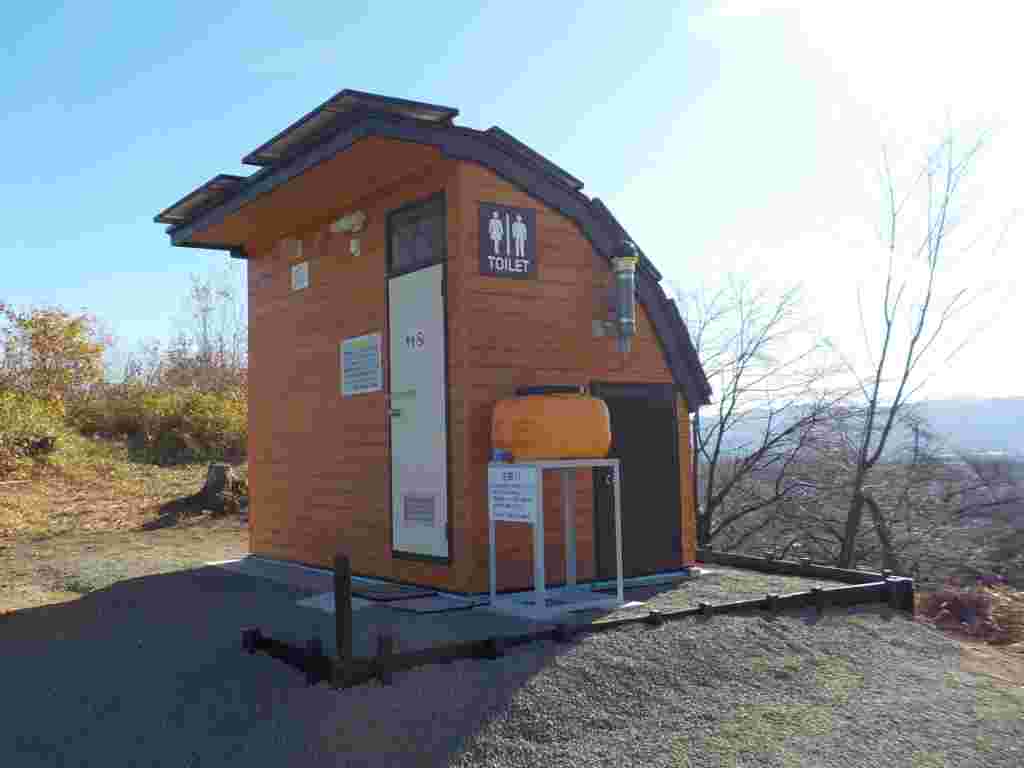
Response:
[118,265,247,392]
[121,338,165,387]
[676,278,841,549]
[948,451,1024,524]
[832,129,1003,569]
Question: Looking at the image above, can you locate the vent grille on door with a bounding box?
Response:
[403,494,436,527]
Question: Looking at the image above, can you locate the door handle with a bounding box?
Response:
[389,409,402,418]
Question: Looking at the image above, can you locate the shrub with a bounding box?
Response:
[917,587,1010,643]
[0,390,66,476]
[68,384,247,465]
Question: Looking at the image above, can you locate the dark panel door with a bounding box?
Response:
[593,383,682,579]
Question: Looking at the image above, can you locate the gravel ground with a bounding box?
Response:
[3,565,1020,767]
[581,566,851,624]
[451,609,1024,768]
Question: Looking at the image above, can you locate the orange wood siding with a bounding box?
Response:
[246,152,470,591]
[243,137,698,594]
[679,394,697,565]
[449,161,696,592]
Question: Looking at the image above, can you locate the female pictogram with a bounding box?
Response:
[488,211,504,255]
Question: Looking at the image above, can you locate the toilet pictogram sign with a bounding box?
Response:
[479,203,537,279]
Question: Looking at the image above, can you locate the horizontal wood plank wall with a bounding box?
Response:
[247,148,467,591]
[451,162,696,593]
[198,137,446,251]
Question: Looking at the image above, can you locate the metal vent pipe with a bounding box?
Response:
[612,240,639,354]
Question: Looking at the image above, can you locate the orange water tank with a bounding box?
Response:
[491,394,611,461]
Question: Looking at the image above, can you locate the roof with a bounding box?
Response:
[153,90,712,409]
[154,174,245,226]
[241,89,459,167]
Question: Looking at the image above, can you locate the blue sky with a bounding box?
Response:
[2,1,1020,398]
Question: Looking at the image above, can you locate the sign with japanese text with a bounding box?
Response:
[340,332,382,396]
[488,465,538,523]
[479,203,537,279]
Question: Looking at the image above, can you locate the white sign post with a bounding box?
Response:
[487,459,623,618]
[488,465,541,604]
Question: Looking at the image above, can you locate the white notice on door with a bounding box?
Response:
[488,465,538,523]
[340,333,382,396]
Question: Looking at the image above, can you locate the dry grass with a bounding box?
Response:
[914,585,1024,646]
[985,585,1024,644]
[0,518,248,614]
[913,584,1024,689]
[0,434,249,615]
[0,433,245,538]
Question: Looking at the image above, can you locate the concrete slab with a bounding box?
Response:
[296,592,373,613]
[351,583,436,601]
[210,556,334,593]
[210,557,436,603]
[486,587,634,621]
[209,556,705,651]
[383,595,487,613]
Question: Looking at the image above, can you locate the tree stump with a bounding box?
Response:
[199,462,239,515]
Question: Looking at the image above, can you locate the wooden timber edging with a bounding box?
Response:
[695,548,889,585]
[241,554,916,691]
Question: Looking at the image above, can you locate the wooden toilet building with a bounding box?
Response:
[155,89,711,594]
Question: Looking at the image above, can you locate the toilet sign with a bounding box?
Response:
[479,203,537,279]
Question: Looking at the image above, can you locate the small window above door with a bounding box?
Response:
[388,194,446,276]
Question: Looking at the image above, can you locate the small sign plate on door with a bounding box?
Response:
[403,494,437,527]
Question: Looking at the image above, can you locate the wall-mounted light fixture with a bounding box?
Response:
[330,211,366,234]
[331,211,366,259]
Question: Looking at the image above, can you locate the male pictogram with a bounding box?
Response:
[511,213,528,259]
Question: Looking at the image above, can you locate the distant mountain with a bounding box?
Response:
[915,398,1024,458]
[707,397,1024,460]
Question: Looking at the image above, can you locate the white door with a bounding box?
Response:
[388,263,449,558]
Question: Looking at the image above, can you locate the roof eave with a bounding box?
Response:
[158,111,711,408]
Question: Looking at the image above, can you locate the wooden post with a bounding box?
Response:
[334,554,353,682]
[811,587,826,618]
[766,593,779,619]
[698,602,712,620]
[483,637,505,660]
[305,636,324,687]
[888,580,902,614]
[882,575,897,620]
[241,627,263,654]
[376,634,394,685]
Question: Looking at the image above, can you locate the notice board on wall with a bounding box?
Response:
[488,465,538,523]
[340,332,382,396]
